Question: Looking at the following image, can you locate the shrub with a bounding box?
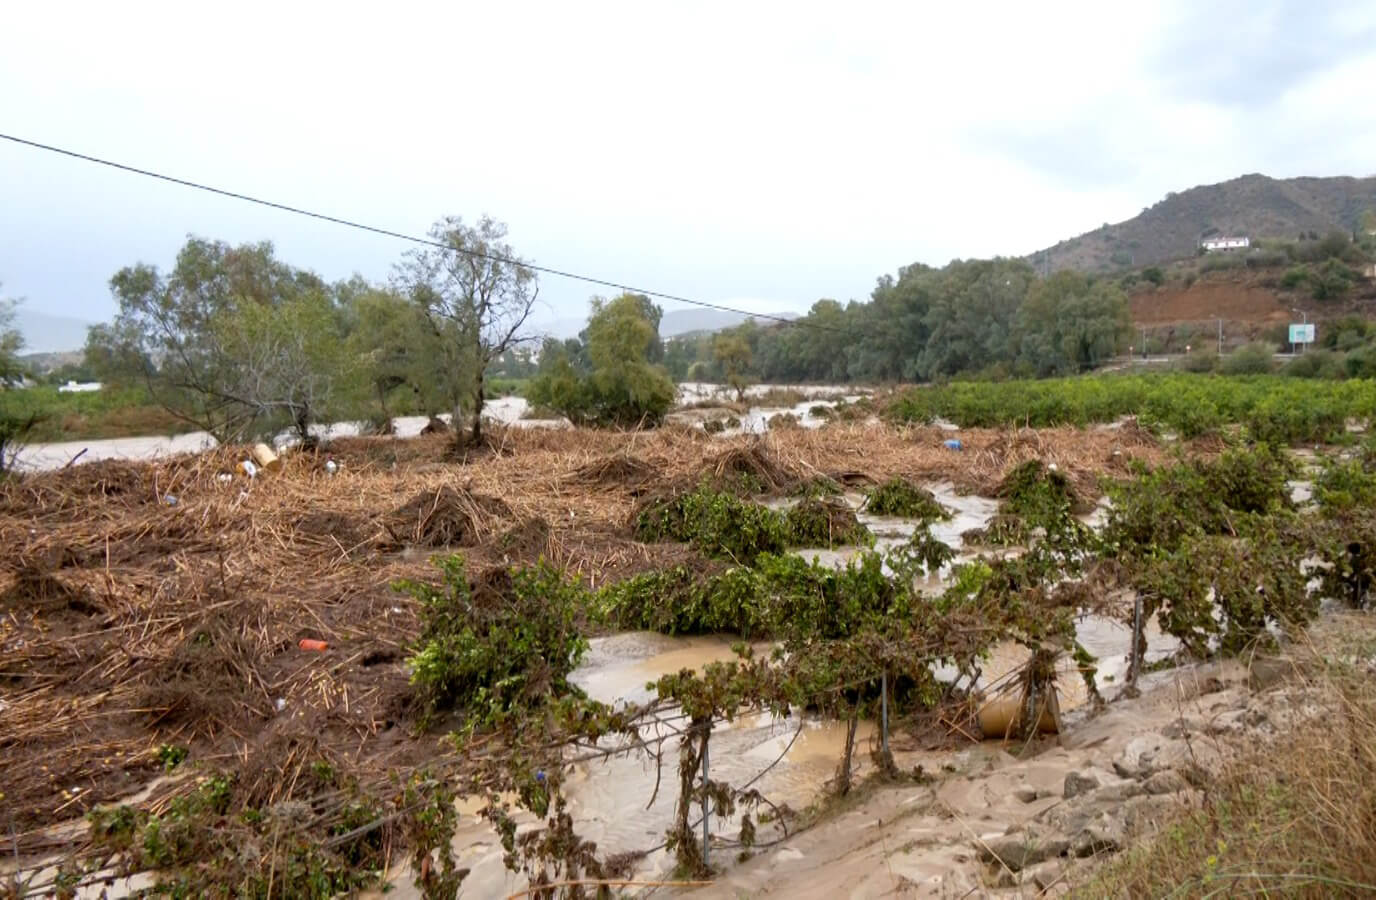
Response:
[634,486,789,562]
[1218,342,1275,375]
[399,556,589,730]
[782,498,873,548]
[1141,266,1165,286]
[1311,258,1357,301]
[1314,457,1376,513]
[1179,351,1218,373]
[1280,265,1310,289]
[1282,349,1344,379]
[1103,446,1294,555]
[863,478,951,521]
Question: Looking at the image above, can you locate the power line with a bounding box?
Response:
[0,131,878,341]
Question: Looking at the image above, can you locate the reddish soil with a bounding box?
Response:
[1130,279,1290,326]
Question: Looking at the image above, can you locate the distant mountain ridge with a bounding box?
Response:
[533,306,795,340]
[13,307,95,354]
[1033,173,1376,273]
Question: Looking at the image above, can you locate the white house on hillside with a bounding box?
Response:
[1200,236,1250,252]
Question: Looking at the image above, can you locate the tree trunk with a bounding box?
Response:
[470,371,485,443]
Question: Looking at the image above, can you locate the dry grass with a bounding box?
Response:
[1074,614,1376,898]
[0,420,1173,859]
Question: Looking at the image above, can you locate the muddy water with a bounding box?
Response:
[13,397,556,472]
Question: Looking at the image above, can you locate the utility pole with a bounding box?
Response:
[1217,317,1223,356]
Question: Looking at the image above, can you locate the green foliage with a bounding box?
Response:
[1136,525,1313,656]
[1141,266,1165,286]
[395,215,539,442]
[527,293,675,426]
[1280,265,1310,289]
[1310,258,1357,301]
[1103,446,1295,555]
[86,771,389,898]
[1281,349,1345,379]
[601,551,910,640]
[1218,342,1275,375]
[888,374,1376,444]
[635,486,790,562]
[398,556,589,731]
[157,744,188,772]
[713,329,754,400]
[1014,271,1130,376]
[781,498,873,548]
[0,291,39,474]
[634,485,873,563]
[1314,454,1376,513]
[863,478,951,521]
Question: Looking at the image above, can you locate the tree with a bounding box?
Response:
[713,328,754,401]
[213,292,365,445]
[0,287,38,473]
[97,237,354,442]
[1014,271,1130,376]
[339,278,446,426]
[395,216,539,443]
[527,294,675,426]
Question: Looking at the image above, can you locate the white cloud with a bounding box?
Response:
[1,0,1373,329]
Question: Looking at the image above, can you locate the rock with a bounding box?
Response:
[1091,779,1146,802]
[1161,717,1199,739]
[1027,860,1069,893]
[1113,734,1189,779]
[1070,810,1126,857]
[1143,769,1189,795]
[1249,656,1295,691]
[1063,770,1100,799]
[1013,786,1041,804]
[1206,709,1247,736]
[978,829,1070,872]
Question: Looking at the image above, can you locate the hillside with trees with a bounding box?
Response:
[1033,174,1376,274]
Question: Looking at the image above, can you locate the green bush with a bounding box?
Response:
[886,374,1376,444]
[1218,342,1275,375]
[1179,351,1218,373]
[1103,446,1294,555]
[600,552,907,641]
[1282,350,1344,379]
[863,477,952,521]
[634,486,790,562]
[1314,457,1376,513]
[398,556,589,730]
[1280,265,1310,289]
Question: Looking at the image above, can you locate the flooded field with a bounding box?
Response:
[2,412,1332,898]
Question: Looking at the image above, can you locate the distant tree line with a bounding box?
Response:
[660,259,1132,385]
[10,223,1150,453]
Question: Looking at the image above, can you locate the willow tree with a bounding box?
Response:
[395,216,539,443]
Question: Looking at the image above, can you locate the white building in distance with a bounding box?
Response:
[1200,236,1250,252]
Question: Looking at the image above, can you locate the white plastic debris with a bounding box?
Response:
[324,459,338,475]
[274,698,287,712]
[241,460,258,478]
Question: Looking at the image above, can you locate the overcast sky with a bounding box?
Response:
[3,0,1375,336]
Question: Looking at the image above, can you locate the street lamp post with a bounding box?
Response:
[1291,308,1308,355]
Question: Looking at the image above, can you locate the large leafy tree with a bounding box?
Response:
[713,326,754,401]
[95,237,358,442]
[527,293,674,425]
[1015,271,1130,375]
[394,216,539,443]
[338,277,447,424]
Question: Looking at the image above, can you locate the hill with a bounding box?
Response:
[12,306,94,354]
[1034,173,1376,273]
[533,306,795,340]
